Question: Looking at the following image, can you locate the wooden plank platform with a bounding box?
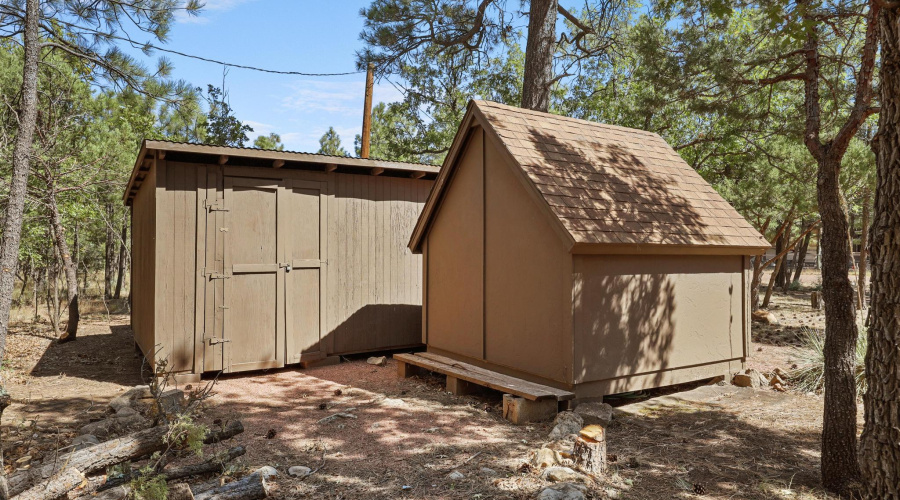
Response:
[395,352,575,401]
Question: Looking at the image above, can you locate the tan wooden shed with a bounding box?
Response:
[124,141,438,381]
[408,101,769,399]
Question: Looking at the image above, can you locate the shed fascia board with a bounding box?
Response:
[124,139,439,205]
[570,242,769,256]
[408,103,576,254]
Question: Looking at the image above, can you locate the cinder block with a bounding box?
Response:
[502,394,558,424]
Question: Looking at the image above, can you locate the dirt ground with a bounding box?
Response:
[1,275,860,499]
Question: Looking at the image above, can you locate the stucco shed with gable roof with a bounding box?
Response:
[409,100,769,398]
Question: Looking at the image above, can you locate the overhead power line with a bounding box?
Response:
[54,19,364,77]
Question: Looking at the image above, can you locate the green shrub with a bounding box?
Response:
[165,413,208,456]
[129,466,167,500]
[790,323,867,397]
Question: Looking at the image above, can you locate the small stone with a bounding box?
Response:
[548,411,583,440]
[536,482,586,500]
[479,467,497,476]
[751,310,779,325]
[367,356,387,367]
[605,487,621,499]
[541,466,584,483]
[769,373,785,387]
[157,389,185,413]
[256,466,278,479]
[288,465,312,478]
[115,406,138,417]
[448,470,465,480]
[732,373,753,387]
[532,447,564,468]
[574,402,613,428]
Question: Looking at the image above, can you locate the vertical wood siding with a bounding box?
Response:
[153,161,199,373]
[326,172,430,354]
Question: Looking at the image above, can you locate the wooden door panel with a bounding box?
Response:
[285,181,327,363]
[222,177,283,372]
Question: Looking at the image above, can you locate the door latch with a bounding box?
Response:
[202,269,230,280]
[207,337,231,346]
[279,263,293,273]
[204,200,229,212]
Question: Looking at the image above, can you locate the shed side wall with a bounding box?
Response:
[425,128,485,359]
[132,163,156,360]
[326,172,431,353]
[573,254,744,390]
[153,160,200,373]
[483,131,573,384]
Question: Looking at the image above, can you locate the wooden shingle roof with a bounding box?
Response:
[410,100,768,254]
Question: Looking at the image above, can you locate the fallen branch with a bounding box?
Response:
[13,467,84,500]
[99,446,246,491]
[193,472,268,500]
[9,421,244,497]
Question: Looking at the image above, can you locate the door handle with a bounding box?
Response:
[279,263,292,273]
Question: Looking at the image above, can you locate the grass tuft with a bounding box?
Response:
[789,322,867,397]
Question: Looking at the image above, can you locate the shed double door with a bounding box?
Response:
[205,175,327,373]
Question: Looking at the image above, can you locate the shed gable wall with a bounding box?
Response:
[572,254,746,390]
[425,128,485,359]
[483,131,572,384]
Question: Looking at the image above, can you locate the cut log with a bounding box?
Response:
[168,483,195,500]
[573,425,607,476]
[9,421,243,497]
[194,473,268,500]
[8,426,169,497]
[13,467,84,500]
[100,446,246,491]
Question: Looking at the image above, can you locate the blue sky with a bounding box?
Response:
[128,0,404,153]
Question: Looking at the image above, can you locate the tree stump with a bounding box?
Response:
[573,425,607,476]
[811,291,821,310]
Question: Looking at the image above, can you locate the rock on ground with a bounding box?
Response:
[532,447,564,468]
[574,401,613,428]
[548,411,583,440]
[448,470,465,480]
[536,482,586,500]
[541,466,585,483]
[751,309,779,325]
[732,369,767,389]
[78,412,148,440]
[255,466,278,479]
[366,356,387,367]
[288,466,311,478]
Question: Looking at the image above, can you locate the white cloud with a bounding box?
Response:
[281,80,404,116]
[244,120,275,137]
[176,0,259,24]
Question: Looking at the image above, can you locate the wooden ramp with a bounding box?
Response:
[394,352,574,402]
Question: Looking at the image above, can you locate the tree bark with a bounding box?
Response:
[817,152,863,494]
[791,222,813,285]
[774,225,790,290]
[14,467,84,500]
[193,472,268,500]
[47,187,79,342]
[761,253,784,308]
[114,221,127,299]
[857,187,870,310]
[573,425,607,476]
[105,203,116,299]
[0,0,41,361]
[750,255,763,311]
[521,0,557,112]
[859,5,900,497]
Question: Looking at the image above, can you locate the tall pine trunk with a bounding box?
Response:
[817,153,862,493]
[0,0,41,361]
[856,188,869,310]
[105,203,116,299]
[791,222,813,285]
[521,0,556,112]
[115,222,127,299]
[859,5,900,495]
[47,188,79,342]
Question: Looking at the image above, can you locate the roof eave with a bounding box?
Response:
[570,241,770,256]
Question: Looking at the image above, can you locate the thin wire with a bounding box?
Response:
[54,19,365,76]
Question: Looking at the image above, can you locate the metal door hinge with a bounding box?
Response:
[205,200,229,212]
[207,337,231,345]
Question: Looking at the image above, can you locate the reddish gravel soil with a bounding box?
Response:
[1,285,860,499]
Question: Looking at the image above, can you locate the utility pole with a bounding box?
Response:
[360,62,374,159]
